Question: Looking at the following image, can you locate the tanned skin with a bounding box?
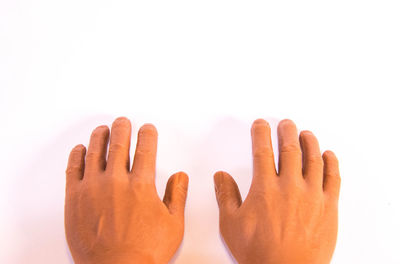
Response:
[214,119,341,264]
[65,117,189,264]
[65,117,340,264]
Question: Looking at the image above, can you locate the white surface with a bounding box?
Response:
[1,0,400,263]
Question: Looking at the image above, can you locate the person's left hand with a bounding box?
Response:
[65,117,189,264]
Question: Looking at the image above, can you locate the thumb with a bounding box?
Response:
[163,171,189,216]
[214,171,242,215]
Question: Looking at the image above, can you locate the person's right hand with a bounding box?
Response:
[214,119,341,264]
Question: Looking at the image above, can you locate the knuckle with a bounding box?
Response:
[175,184,188,196]
[85,151,99,161]
[253,147,274,159]
[135,148,153,157]
[281,178,305,192]
[326,171,341,179]
[108,142,127,153]
[70,149,80,155]
[65,166,81,175]
[280,143,301,154]
[307,155,323,166]
[249,190,269,202]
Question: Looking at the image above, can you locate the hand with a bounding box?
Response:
[214,119,341,264]
[65,117,189,264]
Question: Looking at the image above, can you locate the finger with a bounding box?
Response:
[85,125,110,175]
[106,117,131,172]
[214,171,242,216]
[163,171,189,216]
[300,130,323,187]
[66,144,86,188]
[131,124,158,181]
[278,119,302,179]
[251,119,277,185]
[323,150,341,199]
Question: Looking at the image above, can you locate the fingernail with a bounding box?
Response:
[176,171,188,185]
[214,171,226,189]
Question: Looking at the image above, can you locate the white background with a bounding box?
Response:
[1,0,400,263]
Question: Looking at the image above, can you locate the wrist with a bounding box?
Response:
[76,252,156,264]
